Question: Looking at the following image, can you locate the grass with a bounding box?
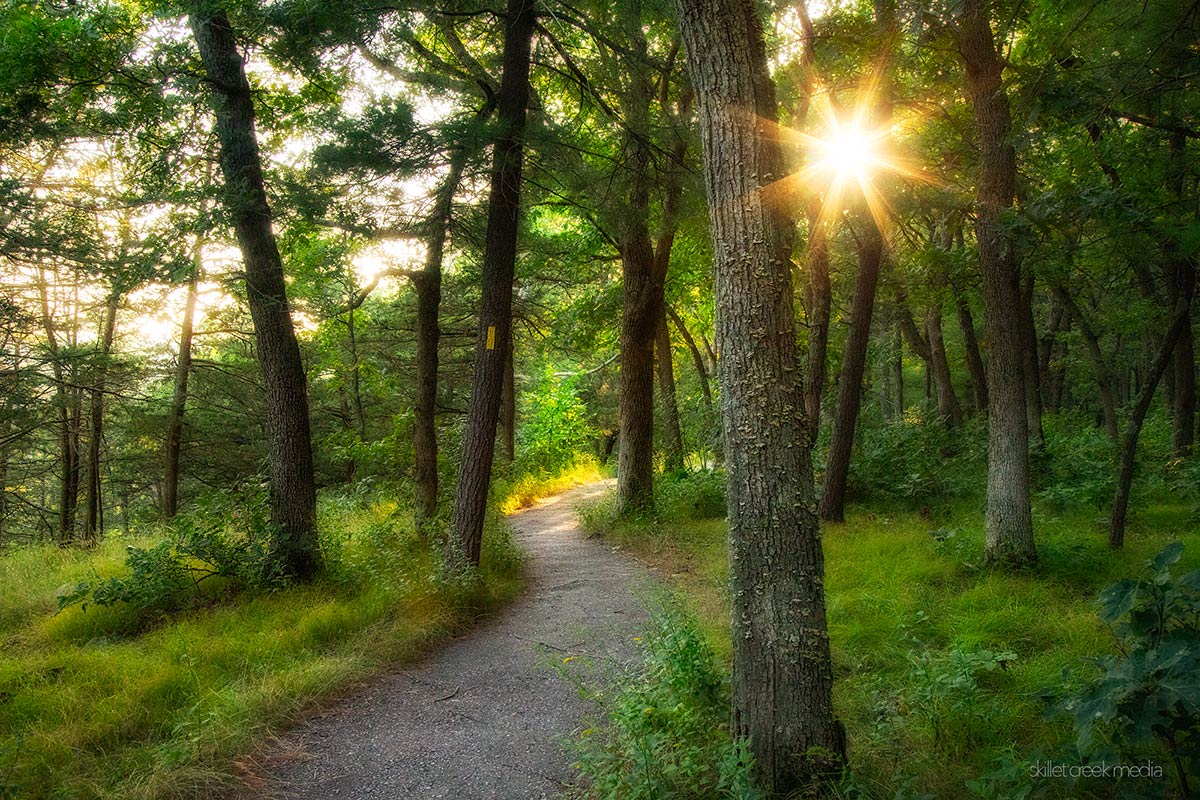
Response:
[0,489,526,800]
[579,476,1200,798]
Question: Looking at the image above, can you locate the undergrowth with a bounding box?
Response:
[581,464,1200,799]
[0,476,530,800]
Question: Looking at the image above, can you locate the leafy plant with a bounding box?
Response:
[1052,542,1200,797]
[568,602,759,800]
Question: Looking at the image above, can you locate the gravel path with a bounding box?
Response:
[263,480,650,800]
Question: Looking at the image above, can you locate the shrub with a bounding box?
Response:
[569,602,758,800]
[846,416,985,505]
[1052,542,1200,797]
[57,487,281,623]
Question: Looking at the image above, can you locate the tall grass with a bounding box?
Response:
[0,490,524,799]
[582,471,1200,798]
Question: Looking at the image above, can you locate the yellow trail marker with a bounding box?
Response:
[486,325,496,350]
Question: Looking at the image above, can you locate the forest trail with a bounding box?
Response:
[260,480,649,799]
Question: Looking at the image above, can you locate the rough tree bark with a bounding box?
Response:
[956,0,1036,566]
[163,244,201,520]
[450,0,536,566]
[675,0,845,791]
[499,334,516,463]
[820,223,885,521]
[191,4,320,578]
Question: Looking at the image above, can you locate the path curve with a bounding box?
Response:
[264,480,649,800]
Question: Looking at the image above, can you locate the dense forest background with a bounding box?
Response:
[1,0,1199,797]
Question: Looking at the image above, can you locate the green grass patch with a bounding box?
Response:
[581,476,1200,798]
[0,491,525,800]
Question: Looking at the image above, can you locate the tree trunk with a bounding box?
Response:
[675,0,844,790]
[1111,291,1193,548]
[163,246,201,520]
[616,0,663,514]
[84,293,118,544]
[39,272,79,544]
[820,223,884,521]
[191,4,320,578]
[450,0,536,567]
[955,290,988,412]
[1167,132,1195,455]
[925,303,962,426]
[1054,286,1119,442]
[1020,275,1045,447]
[411,111,494,530]
[667,305,713,415]
[656,306,685,473]
[499,334,516,463]
[804,219,831,439]
[957,0,1036,566]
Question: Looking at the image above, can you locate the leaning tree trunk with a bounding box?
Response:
[83,293,118,544]
[1055,286,1119,442]
[450,0,536,567]
[163,245,201,520]
[925,303,962,427]
[957,0,1036,566]
[191,4,319,579]
[1111,291,1193,548]
[656,307,685,473]
[675,0,845,791]
[955,290,988,412]
[820,222,885,522]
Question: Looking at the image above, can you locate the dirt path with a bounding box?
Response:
[264,480,650,800]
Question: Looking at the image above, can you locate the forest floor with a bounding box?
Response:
[255,480,653,800]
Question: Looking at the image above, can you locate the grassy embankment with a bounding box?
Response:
[0,459,601,800]
[578,468,1199,798]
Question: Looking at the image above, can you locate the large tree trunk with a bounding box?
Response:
[616,0,663,514]
[675,0,844,791]
[450,0,536,566]
[655,307,685,473]
[191,4,319,579]
[957,0,1036,566]
[163,246,201,520]
[1111,291,1193,548]
[83,293,118,544]
[820,223,884,521]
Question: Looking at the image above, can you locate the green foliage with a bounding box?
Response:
[56,489,282,625]
[846,416,986,505]
[518,368,597,474]
[1053,542,1200,795]
[569,602,759,800]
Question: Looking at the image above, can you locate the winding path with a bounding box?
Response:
[263,480,650,800]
